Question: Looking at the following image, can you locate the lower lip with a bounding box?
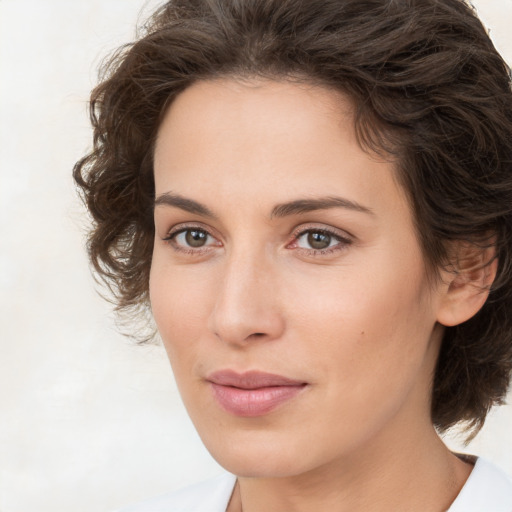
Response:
[210,383,306,417]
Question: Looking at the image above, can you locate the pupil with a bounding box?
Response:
[185,230,207,247]
[308,231,331,249]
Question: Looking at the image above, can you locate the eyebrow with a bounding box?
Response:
[270,196,374,218]
[154,192,217,218]
[154,192,374,219]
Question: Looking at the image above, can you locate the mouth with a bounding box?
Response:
[206,370,308,417]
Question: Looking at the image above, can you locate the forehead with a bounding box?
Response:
[153,78,407,217]
[155,78,355,153]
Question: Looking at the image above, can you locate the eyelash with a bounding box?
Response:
[163,224,220,255]
[289,225,353,256]
[162,224,353,257]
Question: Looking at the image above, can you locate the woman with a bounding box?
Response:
[74,0,512,510]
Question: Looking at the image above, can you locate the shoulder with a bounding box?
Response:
[448,457,512,512]
[112,473,237,512]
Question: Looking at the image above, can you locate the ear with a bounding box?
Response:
[436,240,498,327]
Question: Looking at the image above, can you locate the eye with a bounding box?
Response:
[164,226,220,252]
[176,229,210,248]
[288,226,352,255]
[297,231,337,250]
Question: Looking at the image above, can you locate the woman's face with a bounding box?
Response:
[150,79,448,477]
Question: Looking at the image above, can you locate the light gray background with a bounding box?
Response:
[1,1,511,511]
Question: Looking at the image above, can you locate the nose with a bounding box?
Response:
[207,248,285,346]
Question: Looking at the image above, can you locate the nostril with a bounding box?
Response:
[247,332,266,340]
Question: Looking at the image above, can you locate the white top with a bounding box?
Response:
[114,457,512,512]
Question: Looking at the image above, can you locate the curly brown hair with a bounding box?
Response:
[74,0,512,436]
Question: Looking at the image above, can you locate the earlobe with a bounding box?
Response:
[436,241,498,327]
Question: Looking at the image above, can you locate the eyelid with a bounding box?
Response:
[162,222,223,253]
[163,222,219,240]
[287,223,354,254]
[290,223,353,242]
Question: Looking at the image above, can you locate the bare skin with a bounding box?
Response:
[150,79,490,512]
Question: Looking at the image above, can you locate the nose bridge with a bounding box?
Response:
[208,240,283,345]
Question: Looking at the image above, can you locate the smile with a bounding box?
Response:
[207,370,308,417]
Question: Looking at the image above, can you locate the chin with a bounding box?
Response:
[198,427,325,478]
[214,451,309,479]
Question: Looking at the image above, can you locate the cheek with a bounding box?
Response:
[286,256,435,390]
[149,252,214,360]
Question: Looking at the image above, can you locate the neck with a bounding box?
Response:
[229,423,472,512]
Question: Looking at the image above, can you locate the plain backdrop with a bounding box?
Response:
[1,1,511,511]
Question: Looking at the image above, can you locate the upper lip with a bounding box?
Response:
[207,370,306,389]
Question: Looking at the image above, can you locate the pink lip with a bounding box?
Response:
[207,370,307,417]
